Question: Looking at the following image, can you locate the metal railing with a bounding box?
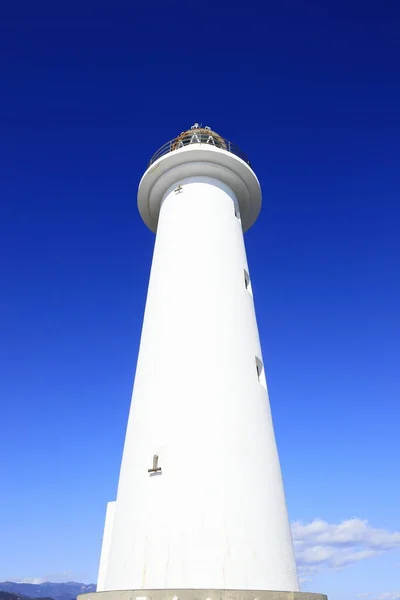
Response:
[148,132,251,167]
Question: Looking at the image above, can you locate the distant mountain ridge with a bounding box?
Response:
[0,592,53,600]
[0,582,96,600]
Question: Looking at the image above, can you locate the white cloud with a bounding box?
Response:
[291,518,400,579]
[16,579,47,584]
[13,572,90,584]
[375,593,400,600]
[299,576,312,585]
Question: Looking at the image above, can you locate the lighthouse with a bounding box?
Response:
[81,125,327,600]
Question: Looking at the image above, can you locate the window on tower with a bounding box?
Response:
[244,269,253,297]
[255,356,267,390]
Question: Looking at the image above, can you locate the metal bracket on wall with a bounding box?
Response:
[148,454,162,474]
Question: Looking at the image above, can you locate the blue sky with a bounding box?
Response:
[1,2,399,599]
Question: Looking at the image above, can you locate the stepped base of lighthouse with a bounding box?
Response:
[79,590,327,600]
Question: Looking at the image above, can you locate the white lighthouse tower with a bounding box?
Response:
[81,125,327,600]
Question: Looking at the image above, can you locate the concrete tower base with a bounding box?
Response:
[78,590,327,600]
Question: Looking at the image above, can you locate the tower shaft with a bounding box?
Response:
[98,175,298,592]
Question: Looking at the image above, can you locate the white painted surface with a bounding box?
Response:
[137,145,261,233]
[99,147,299,593]
[97,502,116,592]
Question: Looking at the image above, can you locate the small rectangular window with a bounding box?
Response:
[244,269,253,297]
[255,356,267,390]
